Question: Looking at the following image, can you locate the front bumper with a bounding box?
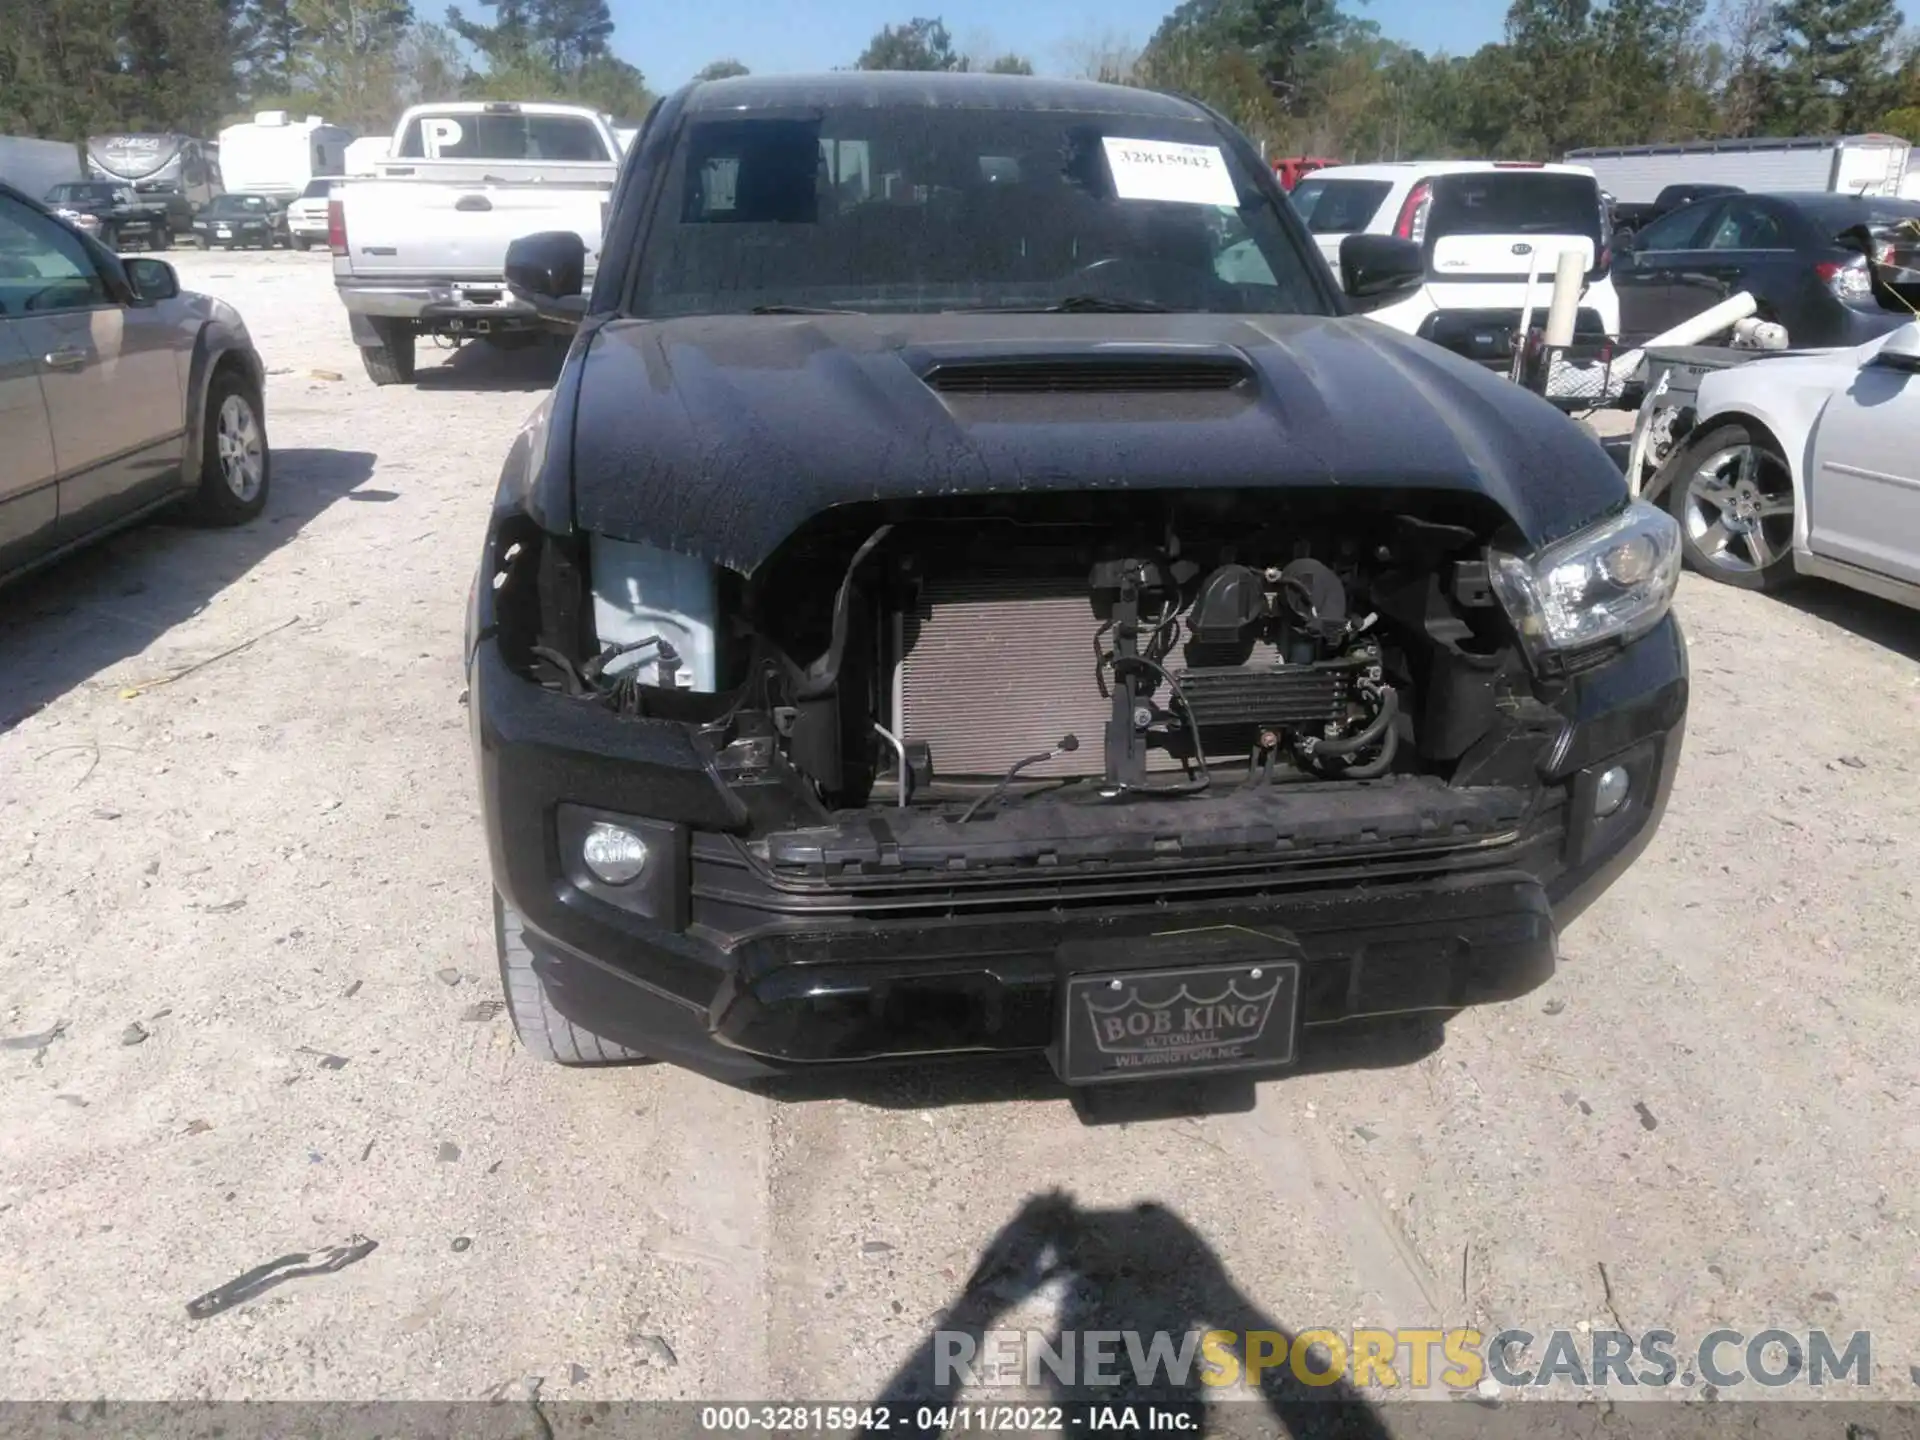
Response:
[471,612,1688,1083]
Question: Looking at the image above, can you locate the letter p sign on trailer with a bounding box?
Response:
[422,118,464,158]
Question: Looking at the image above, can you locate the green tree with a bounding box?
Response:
[291,0,413,128]
[395,20,465,105]
[447,0,536,69]
[1142,0,1356,114]
[0,0,129,139]
[534,0,613,71]
[450,0,651,119]
[1767,0,1903,131]
[239,0,311,99]
[980,52,1035,74]
[120,0,245,133]
[856,17,964,71]
[693,58,750,80]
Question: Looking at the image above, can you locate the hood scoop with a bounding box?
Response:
[920,350,1253,396]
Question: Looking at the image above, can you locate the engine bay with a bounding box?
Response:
[507,489,1553,827]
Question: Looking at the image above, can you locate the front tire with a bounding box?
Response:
[495,892,650,1065]
[359,318,417,385]
[188,369,270,525]
[1662,420,1797,592]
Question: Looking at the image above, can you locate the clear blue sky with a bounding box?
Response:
[606,0,1517,91]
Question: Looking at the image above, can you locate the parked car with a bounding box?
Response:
[0,182,270,587]
[1613,191,1920,348]
[1288,161,1619,366]
[1272,155,1339,191]
[467,72,1686,1083]
[191,191,289,249]
[41,180,170,250]
[1647,312,1920,603]
[285,176,336,249]
[330,100,621,385]
[1610,182,1743,240]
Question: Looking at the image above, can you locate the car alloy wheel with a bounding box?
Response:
[1681,443,1794,575]
[216,393,265,502]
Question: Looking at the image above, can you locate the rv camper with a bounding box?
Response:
[215,112,354,201]
[86,133,222,230]
[343,135,391,175]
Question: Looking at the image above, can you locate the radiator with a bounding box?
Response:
[894,576,1171,779]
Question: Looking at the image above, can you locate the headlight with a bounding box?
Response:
[589,534,719,692]
[1489,499,1681,667]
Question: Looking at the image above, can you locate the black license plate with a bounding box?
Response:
[1054,926,1303,1085]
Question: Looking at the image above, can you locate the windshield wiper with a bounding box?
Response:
[747,303,865,315]
[966,295,1172,314]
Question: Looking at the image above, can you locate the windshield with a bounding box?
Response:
[396,111,611,162]
[299,179,333,199]
[45,183,121,205]
[1428,172,1603,240]
[1287,178,1392,234]
[631,105,1327,317]
[205,195,274,216]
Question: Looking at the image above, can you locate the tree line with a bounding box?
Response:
[0,0,655,141]
[852,0,1919,160]
[4,0,1914,159]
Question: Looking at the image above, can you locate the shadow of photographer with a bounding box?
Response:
[869,1191,1391,1440]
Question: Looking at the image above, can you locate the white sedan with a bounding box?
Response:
[1649,321,1920,607]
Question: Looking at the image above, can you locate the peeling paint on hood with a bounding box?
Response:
[567,311,1628,575]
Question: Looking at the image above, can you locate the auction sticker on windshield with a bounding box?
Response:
[1102,137,1238,207]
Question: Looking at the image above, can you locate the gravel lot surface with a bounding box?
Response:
[1,249,1917,1407]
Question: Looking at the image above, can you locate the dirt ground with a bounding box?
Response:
[1,248,1917,1407]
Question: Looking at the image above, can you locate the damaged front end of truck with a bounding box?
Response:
[469,321,1688,1083]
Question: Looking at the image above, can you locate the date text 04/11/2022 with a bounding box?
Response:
[697,1404,1200,1433]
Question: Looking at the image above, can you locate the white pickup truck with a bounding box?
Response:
[329,101,621,385]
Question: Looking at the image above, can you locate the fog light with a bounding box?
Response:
[1594,765,1630,818]
[581,822,649,885]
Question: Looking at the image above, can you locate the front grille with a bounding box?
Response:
[923,356,1249,395]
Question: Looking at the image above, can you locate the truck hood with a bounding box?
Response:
[568,311,1627,574]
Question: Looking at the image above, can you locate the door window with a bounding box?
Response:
[1705,200,1785,251]
[1633,200,1722,252]
[0,197,110,315]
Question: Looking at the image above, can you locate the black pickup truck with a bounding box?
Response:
[468,71,1689,1086]
[1611,183,1743,238]
[42,181,171,250]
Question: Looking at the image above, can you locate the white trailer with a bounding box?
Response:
[1566,134,1911,203]
[343,135,391,175]
[215,112,355,200]
[0,136,82,200]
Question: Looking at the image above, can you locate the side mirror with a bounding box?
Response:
[124,257,179,302]
[1612,228,1637,255]
[505,231,589,326]
[1869,324,1920,372]
[1339,233,1424,307]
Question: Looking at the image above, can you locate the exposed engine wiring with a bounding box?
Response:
[959,734,1080,822]
[583,634,665,682]
[531,645,588,697]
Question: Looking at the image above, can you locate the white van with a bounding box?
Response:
[1289,161,1620,365]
